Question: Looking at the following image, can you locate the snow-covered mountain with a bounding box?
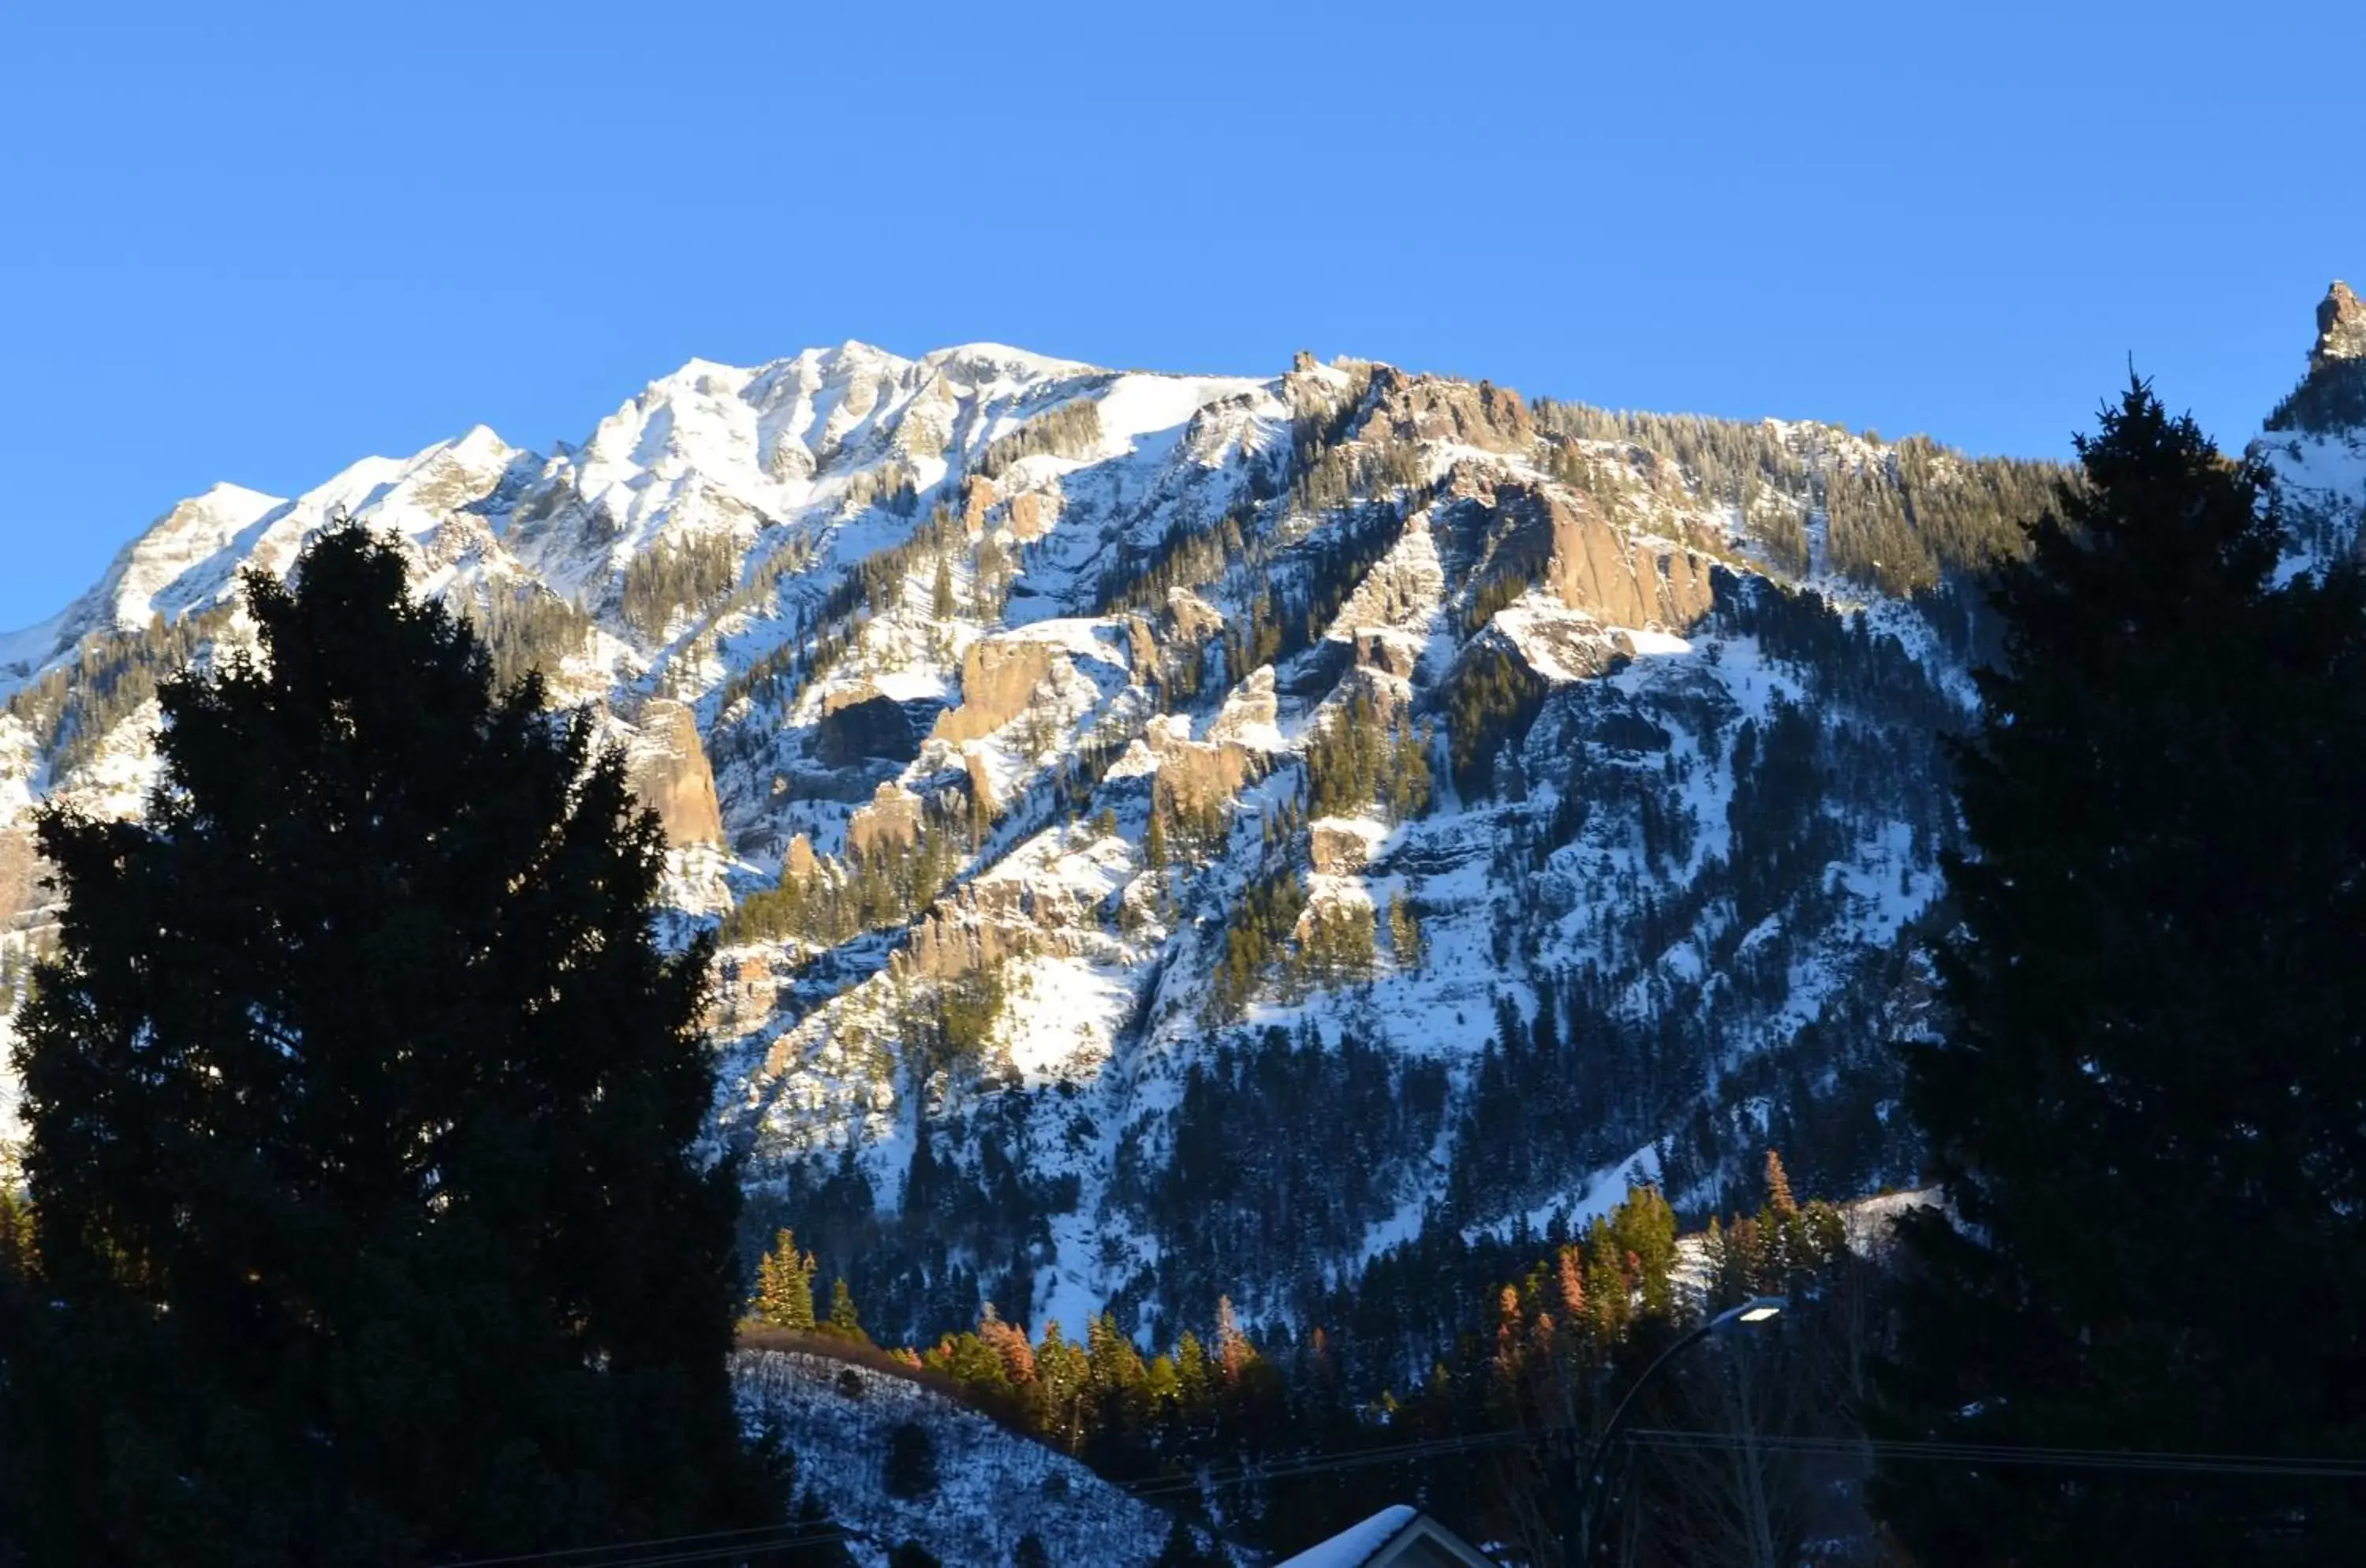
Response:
[3,296,2349,1363]
[733,1347,1178,1565]
[2254,280,2366,567]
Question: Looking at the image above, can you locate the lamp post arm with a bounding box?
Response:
[1562,1295,1786,1566]
[1568,1316,1715,1568]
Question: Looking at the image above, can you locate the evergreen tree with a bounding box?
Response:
[1145,805,1169,872]
[1151,1514,1225,1567]
[1762,1148,1797,1215]
[0,527,780,1565]
[1873,383,2366,1564]
[1386,890,1423,969]
[827,1276,868,1342]
[621,530,741,639]
[931,553,957,621]
[754,1228,819,1330]
[882,1421,939,1500]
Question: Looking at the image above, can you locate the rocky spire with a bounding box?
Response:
[2312,280,2366,368]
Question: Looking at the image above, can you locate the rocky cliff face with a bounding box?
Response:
[624,699,725,847]
[932,640,1066,745]
[2257,282,2366,561]
[1366,365,1535,453]
[23,314,2306,1354]
[1450,471,1719,629]
[2313,280,2366,368]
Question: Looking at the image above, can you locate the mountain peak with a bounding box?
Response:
[918,342,1103,383]
[2312,280,2366,368]
[2260,281,2366,442]
[192,480,283,510]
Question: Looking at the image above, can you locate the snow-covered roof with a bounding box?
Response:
[1274,1506,1496,1568]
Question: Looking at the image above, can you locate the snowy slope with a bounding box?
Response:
[0,308,2253,1365]
[733,1348,1182,1566]
[2253,280,2366,573]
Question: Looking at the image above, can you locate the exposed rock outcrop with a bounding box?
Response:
[891,378,956,461]
[1127,667,1284,818]
[2314,280,2366,367]
[2265,282,2366,438]
[0,827,42,923]
[1119,614,1158,675]
[846,782,923,858]
[1547,498,1714,628]
[1329,664,1412,722]
[1368,368,1533,454]
[1165,590,1226,643]
[763,429,817,481]
[1487,610,1622,685]
[893,864,1118,982]
[932,639,1062,745]
[1007,491,1053,541]
[418,513,500,573]
[714,950,780,1032]
[1329,522,1444,636]
[1310,820,1375,874]
[1148,715,1259,818]
[1351,629,1420,678]
[900,909,1035,981]
[1452,472,1715,630]
[961,473,998,536]
[784,832,819,879]
[1205,666,1278,746]
[625,699,723,847]
[817,685,927,766]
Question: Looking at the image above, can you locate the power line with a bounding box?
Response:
[428,1429,1522,1566]
[435,1519,849,1568]
[435,1423,2366,1568]
[524,1527,850,1568]
[1122,1422,1559,1499]
[1623,1428,2366,1480]
[1122,1420,2366,1503]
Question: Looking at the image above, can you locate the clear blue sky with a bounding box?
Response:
[3,0,2360,629]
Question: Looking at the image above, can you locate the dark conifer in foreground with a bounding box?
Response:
[1872,383,2366,1564]
[0,526,781,1565]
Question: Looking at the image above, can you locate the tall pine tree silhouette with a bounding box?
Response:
[1872,383,2366,1564]
[2,527,781,1565]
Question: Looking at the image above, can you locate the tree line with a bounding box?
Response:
[8,370,2364,1566]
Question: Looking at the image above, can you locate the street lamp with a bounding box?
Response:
[1566,1296,1787,1567]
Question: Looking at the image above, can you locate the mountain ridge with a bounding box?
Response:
[4,304,2354,1365]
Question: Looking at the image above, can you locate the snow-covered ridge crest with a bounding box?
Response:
[1,424,540,685]
[0,322,2176,1362]
[0,340,1218,681]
